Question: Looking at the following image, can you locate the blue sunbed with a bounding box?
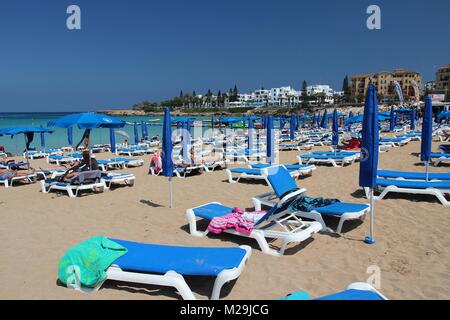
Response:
[253,166,370,233]
[64,238,251,300]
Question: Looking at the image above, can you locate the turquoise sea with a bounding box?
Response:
[0,112,212,155]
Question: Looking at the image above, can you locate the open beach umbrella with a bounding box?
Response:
[266,115,274,164]
[332,109,339,148]
[0,127,54,168]
[133,122,139,145]
[410,109,416,131]
[359,85,379,245]
[421,96,433,181]
[162,107,174,208]
[109,128,116,154]
[290,114,296,141]
[389,106,395,131]
[48,113,125,129]
[248,117,254,151]
[67,127,73,146]
[48,112,125,161]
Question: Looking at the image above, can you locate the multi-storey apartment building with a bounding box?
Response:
[351,68,422,103]
[435,64,450,101]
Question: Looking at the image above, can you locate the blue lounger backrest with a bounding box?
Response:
[266,166,299,199]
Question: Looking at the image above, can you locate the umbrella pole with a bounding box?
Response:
[169,177,173,208]
[365,188,375,244]
[23,134,30,170]
[425,161,430,182]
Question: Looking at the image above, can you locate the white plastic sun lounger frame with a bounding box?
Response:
[40,180,107,198]
[1,173,37,188]
[70,245,251,300]
[121,159,144,168]
[116,149,145,156]
[102,174,136,190]
[433,156,450,167]
[23,151,47,159]
[202,159,230,172]
[343,282,388,300]
[173,165,204,178]
[226,168,269,184]
[254,195,369,234]
[46,156,77,166]
[297,155,356,168]
[186,201,321,256]
[365,185,450,207]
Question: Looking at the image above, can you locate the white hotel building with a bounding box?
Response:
[232,84,337,107]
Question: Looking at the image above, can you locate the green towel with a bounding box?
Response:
[58,236,128,288]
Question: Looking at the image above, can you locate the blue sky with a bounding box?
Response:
[0,0,449,112]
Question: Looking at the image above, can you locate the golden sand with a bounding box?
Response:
[0,139,449,300]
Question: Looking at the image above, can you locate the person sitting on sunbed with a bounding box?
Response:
[59,150,99,182]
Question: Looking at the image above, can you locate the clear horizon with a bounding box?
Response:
[0,0,449,112]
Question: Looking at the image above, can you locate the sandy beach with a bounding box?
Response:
[1,138,449,300]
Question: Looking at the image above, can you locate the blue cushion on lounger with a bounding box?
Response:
[266,166,299,198]
[300,154,348,160]
[315,289,383,300]
[430,153,450,158]
[229,168,261,175]
[251,163,312,170]
[111,239,246,276]
[314,203,368,216]
[192,203,234,220]
[376,178,450,189]
[378,170,450,181]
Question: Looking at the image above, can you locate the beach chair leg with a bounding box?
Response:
[68,187,76,198]
[185,210,209,237]
[226,169,238,184]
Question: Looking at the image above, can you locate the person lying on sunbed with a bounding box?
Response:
[58,150,99,182]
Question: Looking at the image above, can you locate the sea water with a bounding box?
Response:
[0,112,212,155]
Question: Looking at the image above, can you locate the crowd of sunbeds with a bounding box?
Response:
[3,120,450,300]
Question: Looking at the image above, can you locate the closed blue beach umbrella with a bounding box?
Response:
[182,121,189,162]
[290,114,296,141]
[134,122,139,144]
[389,106,395,132]
[320,110,328,128]
[248,117,254,151]
[109,128,116,154]
[266,116,274,164]
[162,107,174,208]
[421,96,433,180]
[410,110,416,131]
[332,109,339,148]
[359,85,379,245]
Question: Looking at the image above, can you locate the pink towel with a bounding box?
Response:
[207,207,267,235]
